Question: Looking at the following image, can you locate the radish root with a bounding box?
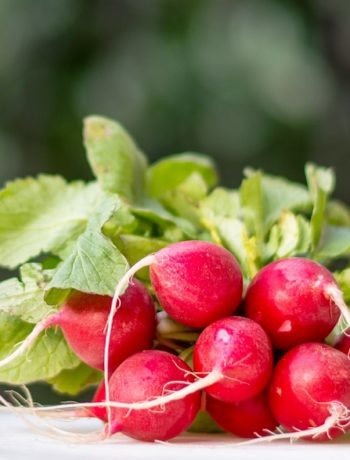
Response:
[237,401,350,445]
[0,316,57,370]
[104,254,156,432]
[326,285,350,332]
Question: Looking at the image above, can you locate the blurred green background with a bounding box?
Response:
[1,0,350,196]
[0,0,350,402]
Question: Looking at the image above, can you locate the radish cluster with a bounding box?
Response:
[88,245,350,442]
[2,241,350,444]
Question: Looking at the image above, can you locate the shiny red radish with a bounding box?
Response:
[269,342,350,441]
[108,350,201,441]
[193,316,273,403]
[245,258,344,350]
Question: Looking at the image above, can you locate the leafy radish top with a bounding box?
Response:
[0,114,350,396]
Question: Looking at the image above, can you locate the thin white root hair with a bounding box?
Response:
[236,401,350,446]
[104,254,157,432]
[0,392,107,443]
[25,370,223,414]
[0,318,53,369]
[1,388,89,421]
[326,285,350,333]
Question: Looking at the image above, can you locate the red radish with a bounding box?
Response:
[206,392,278,438]
[0,279,156,374]
[245,258,347,350]
[334,328,350,356]
[92,318,272,415]
[149,241,243,328]
[193,317,273,403]
[107,241,242,333]
[269,342,350,441]
[107,350,201,441]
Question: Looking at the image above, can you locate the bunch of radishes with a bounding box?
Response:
[3,239,350,443]
[1,115,350,445]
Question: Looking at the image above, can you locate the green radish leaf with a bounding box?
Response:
[326,200,350,227]
[146,152,217,199]
[188,411,223,434]
[200,187,240,220]
[316,226,350,258]
[275,212,311,258]
[240,170,311,241]
[0,176,100,269]
[199,187,257,278]
[117,235,167,281]
[275,212,300,258]
[49,195,129,296]
[259,173,312,229]
[263,225,280,263]
[48,363,102,396]
[0,264,56,323]
[84,115,147,202]
[334,268,350,304]
[295,215,311,254]
[240,170,264,249]
[160,173,208,228]
[131,199,197,239]
[0,313,80,384]
[218,218,258,279]
[306,163,335,250]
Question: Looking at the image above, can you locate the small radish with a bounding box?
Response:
[193,317,273,402]
[245,258,347,350]
[108,241,243,331]
[149,241,243,328]
[334,328,350,356]
[107,350,201,441]
[269,342,350,441]
[0,279,156,373]
[206,392,278,438]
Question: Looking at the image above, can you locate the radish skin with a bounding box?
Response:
[193,317,273,402]
[107,350,201,441]
[245,258,344,350]
[150,241,243,328]
[269,342,350,441]
[206,392,278,438]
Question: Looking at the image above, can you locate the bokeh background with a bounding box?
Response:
[1,0,350,196]
[0,0,350,402]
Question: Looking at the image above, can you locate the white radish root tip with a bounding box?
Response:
[237,401,350,445]
[2,371,223,418]
[0,391,107,444]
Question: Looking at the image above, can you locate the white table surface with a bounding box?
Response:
[1,412,349,460]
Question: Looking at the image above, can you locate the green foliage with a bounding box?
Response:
[84,116,147,203]
[0,176,99,269]
[146,153,217,198]
[0,264,56,323]
[0,313,80,384]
